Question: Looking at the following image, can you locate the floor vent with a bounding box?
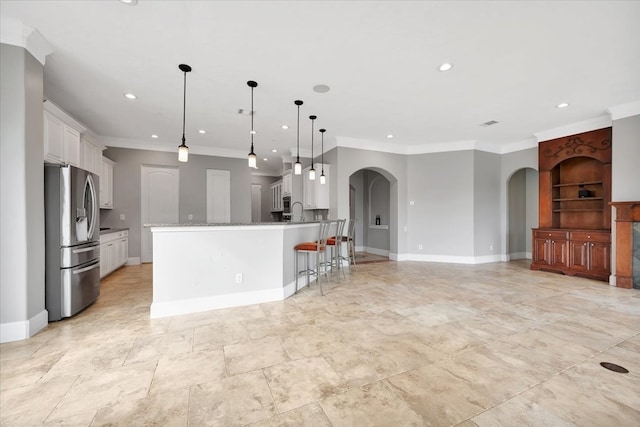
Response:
[600,362,629,373]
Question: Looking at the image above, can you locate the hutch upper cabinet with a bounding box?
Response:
[531,127,612,281]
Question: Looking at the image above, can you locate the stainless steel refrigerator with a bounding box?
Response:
[44,164,100,321]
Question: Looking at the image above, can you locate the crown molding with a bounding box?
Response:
[534,114,612,143]
[0,18,53,65]
[607,100,640,120]
[102,137,248,159]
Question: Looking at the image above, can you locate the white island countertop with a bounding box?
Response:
[148,221,324,318]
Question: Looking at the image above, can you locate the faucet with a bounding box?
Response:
[291,201,304,222]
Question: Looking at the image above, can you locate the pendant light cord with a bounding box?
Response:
[321,131,324,174]
[250,85,254,151]
[296,104,300,162]
[311,118,314,164]
[182,69,187,144]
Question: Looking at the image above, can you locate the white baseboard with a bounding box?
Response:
[364,247,389,257]
[151,287,287,319]
[509,252,531,260]
[126,257,141,265]
[402,253,503,264]
[0,309,48,343]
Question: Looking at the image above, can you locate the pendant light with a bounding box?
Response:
[177,64,192,162]
[294,100,303,175]
[319,128,326,184]
[247,80,258,168]
[308,115,317,180]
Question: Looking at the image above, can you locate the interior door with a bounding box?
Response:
[141,165,180,263]
[206,169,231,223]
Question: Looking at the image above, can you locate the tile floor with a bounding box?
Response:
[1,260,639,426]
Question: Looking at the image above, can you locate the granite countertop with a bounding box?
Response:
[99,227,130,235]
[145,221,320,227]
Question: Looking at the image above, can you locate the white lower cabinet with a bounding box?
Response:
[100,230,128,278]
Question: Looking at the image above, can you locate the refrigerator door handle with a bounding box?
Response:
[73,262,100,275]
[72,246,97,254]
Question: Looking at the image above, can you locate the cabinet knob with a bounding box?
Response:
[587,235,591,238]
[548,233,551,236]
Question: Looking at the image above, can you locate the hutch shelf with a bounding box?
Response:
[531,127,612,282]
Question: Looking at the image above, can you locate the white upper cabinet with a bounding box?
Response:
[303,164,330,209]
[282,171,292,196]
[43,100,87,167]
[43,111,64,164]
[100,157,115,209]
[80,134,104,176]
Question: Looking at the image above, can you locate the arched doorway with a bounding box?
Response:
[350,168,392,262]
[507,167,538,260]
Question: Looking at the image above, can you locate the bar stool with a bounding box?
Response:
[326,219,347,280]
[345,218,357,271]
[294,220,331,295]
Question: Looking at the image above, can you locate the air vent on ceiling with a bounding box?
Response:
[480,120,499,127]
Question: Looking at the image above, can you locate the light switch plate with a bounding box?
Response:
[119,214,125,220]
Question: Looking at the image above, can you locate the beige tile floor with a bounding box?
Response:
[1,260,639,426]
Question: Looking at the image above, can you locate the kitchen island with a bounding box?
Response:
[147,222,321,318]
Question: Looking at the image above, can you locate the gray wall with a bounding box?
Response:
[348,169,390,252]
[251,174,280,222]
[473,151,501,257]
[501,147,538,256]
[0,44,45,333]
[101,147,252,258]
[335,147,406,257]
[508,169,527,255]
[407,151,475,257]
[612,115,640,201]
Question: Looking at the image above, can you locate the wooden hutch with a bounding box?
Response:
[531,127,612,281]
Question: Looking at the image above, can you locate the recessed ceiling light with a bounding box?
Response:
[198,129,206,134]
[263,158,268,161]
[120,0,138,5]
[151,134,158,139]
[439,63,453,72]
[556,102,570,108]
[281,125,289,130]
[124,93,137,100]
[387,134,394,139]
[272,149,278,153]
[313,84,331,93]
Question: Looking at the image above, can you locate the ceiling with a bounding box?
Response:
[2,1,639,175]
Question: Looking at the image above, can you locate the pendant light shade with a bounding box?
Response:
[319,128,326,184]
[308,115,317,180]
[247,80,258,168]
[294,100,303,175]
[177,64,192,162]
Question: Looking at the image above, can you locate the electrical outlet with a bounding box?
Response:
[188,214,193,220]
[490,245,493,251]
[418,244,423,250]
[404,226,408,232]
[119,213,125,220]
[409,201,415,206]
[235,273,243,284]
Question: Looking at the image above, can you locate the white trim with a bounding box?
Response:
[499,137,538,154]
[0,18,53,65]
[401,253,503,264]
[102,137,248,159]
[534,115,612,142]
[44,100,88,133]
[509,252,531,260]
[609,274,616,287]
[152,286,286,319]
[368,224,389,230]
[363,247,389,257]
[126,257,141,265]
[607,101,640,120]
[0,309,48,343]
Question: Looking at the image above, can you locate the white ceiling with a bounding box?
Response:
[2,1,639,175]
